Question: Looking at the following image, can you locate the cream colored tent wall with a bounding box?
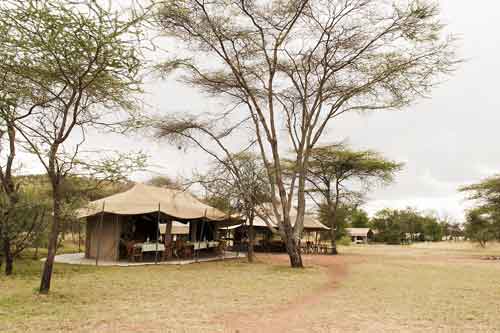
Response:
[85,214,122,261]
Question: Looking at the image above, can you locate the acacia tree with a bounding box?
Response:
[0,37,51,275]
[0,0,147,292]
[303,143,401,253]
[460,175,500,245]
[155,0,458,267]
[197,152,270,262]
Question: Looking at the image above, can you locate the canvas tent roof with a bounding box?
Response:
[346,228,372,237]
[77,183,233,222]
[252,203,330,231]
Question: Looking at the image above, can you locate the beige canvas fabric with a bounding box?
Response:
[346,228,372,237]
[252,203,330,231]
[159,222,189,235]
[78,183,230,222]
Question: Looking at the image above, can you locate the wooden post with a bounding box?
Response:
[315,231,319,254]
[96,202,105,266]
[78,220,81,252]
[155,203,160,265]
[164,218,173,260]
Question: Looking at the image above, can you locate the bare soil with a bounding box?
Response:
[222,253,363,333]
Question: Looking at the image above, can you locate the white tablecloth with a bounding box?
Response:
[135,242,165,252]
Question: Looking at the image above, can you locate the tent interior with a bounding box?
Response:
[81,184,238,262]
[85,213,222,262]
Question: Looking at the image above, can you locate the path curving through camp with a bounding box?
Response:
[222,253,362,333]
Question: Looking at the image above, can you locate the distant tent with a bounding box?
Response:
[253,203,330,231]
[227,203,329,253]
[346,228,374,243]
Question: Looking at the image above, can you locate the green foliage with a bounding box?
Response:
[460,174,500,246]
[305,143,402,247]
[371,207,443,244]
[460,175,500,213]
[307,144,403,193]
[337,236,352,246]
[318,203,351,240]
[146,176,182,190]
[350,208,370,228]
[464,209,499,247]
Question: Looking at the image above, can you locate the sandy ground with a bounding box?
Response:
[222,253,363,333]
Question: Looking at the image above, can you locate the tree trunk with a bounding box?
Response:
[247,216,255,263]
[329,183,340,256]
[3,238,13,275]
[283,222,303,268]
[330,228,338,255]
[285,237,303,267]
[78,221,81,252]
[39,186,61,294]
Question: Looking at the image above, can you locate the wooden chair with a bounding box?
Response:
[126,241,136,261]
[131,246,142,262]
[162,244,173,261]
[183,244,194,259]
[174,240,185,258]
[216,241,226,255]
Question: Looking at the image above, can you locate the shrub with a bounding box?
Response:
[338,236,352,246]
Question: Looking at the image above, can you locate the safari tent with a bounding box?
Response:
[229,204,329,252]
[346,228,374,244]
[78,184,238,262]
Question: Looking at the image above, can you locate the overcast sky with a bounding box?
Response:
[18,1,500,220]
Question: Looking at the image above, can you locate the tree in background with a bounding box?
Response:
[196,152,270,262]
[460,175,500,213]
[0,190,48,275]
[156,0,458,267]
[350,208,370,228]
[463,209,498,247]
[303,143,402,254]
[371,209,405,244]
[371,207,443,243]
[318,203,352,241]
[460,175,500,246]
[0,0,147,292]
[147,176,182,190]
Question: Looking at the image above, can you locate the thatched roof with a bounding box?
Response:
[77,183,233,223]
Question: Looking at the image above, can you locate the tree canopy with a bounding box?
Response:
[301,142,402,253]
[155,0,459,267]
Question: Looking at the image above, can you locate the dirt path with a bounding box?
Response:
[221,253,363,333]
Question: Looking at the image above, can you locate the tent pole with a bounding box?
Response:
[155,202,160,265]
[224,225,228,260]
[96,202,105,266]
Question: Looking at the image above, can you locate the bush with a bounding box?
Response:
[338,236,352,246]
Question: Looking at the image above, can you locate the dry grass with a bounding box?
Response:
[2,242,500,332]
[0,256,326,333]
[279,242,500,333]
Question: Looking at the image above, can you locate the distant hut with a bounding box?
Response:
[346,228,374,244]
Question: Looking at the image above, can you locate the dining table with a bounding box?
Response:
[134,242,165,253]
